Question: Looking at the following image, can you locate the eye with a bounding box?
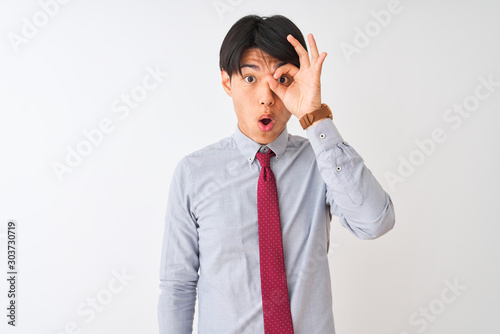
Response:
[244,75,256,83]
[278,75,291,85]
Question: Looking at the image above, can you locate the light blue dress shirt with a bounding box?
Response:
[158,118,395,334]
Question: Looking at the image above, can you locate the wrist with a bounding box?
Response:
[299,103,333,130]
[305,117,328,130]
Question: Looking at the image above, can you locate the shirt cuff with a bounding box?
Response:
[305,118,344,152]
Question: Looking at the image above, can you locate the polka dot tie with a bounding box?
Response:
[255,148,294,334]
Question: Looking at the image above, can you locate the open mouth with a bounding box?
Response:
[258,117,274,132]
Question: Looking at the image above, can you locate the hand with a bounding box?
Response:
[266,33,327,119]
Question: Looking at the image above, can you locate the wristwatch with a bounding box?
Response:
[299,103,333,130]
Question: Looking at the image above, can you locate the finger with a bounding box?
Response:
[273,63,299,80]
[308,33,320,63]
[315,52,327,73]
[287,34,310,68]
[266,74,287,100]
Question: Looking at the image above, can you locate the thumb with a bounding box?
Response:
[266,75,286,100]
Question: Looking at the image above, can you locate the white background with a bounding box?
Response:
[1,0,499,333]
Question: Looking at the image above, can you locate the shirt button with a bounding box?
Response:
[248,157,252,162]
[319,133,326,139]
[336,166,342,171]
[276,156,279,160]
[263,147,268,152]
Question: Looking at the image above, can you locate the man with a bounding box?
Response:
[158,14,395,334]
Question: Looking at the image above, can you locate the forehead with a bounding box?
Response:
[239,48,286,71]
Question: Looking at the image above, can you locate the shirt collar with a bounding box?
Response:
[232,123,288,165]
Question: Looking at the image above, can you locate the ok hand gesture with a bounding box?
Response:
[266,33,327,119]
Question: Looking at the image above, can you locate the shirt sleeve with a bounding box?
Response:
[306,118,395,240]
[158,156,199,333]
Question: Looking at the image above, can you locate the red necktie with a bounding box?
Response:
[255,148,294,334]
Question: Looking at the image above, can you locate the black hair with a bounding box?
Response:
[219,14,308,80]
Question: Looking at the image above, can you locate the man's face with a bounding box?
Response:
[221,48,293,145]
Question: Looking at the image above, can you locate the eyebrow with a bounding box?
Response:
[239,61,288,71]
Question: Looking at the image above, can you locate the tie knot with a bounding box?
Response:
[255,149,275,168]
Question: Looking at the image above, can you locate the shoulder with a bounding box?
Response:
[286,131,315,157]
[188,135,234,157]
[288,132,310,148]
[176,133,237,171]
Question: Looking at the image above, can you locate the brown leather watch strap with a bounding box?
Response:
[299,103,332,130]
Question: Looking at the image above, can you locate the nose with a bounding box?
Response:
[259,80,275,107]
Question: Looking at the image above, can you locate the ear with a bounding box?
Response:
[221,70,232,97]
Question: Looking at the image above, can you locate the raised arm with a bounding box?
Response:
[307,118,395,239]
[266,32,394,239]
